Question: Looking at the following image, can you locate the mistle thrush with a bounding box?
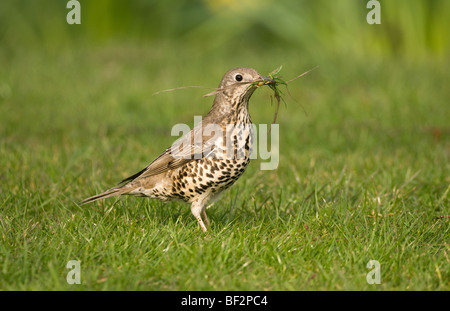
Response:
[80,67,275,232]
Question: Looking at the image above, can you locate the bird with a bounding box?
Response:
[80,67,275,232]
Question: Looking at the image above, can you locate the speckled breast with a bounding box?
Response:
[170,123,254,202]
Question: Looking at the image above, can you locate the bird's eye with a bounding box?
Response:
[235,74,243,82]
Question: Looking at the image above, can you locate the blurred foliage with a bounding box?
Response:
[0,0,449,61]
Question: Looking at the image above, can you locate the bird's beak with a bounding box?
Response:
[262,76,276,83]
[256,76,276,86]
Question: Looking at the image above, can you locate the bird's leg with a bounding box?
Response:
[201,209,210,227]
[191,202,208,232]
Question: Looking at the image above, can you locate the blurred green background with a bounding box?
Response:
[1,0,449,147]
[1,0,449,290]
[2,0,449,58]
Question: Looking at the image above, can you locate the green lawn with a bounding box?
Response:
[0,42,449,290]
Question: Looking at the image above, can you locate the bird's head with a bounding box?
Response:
[218,67,275,100]
[204,67,277,118]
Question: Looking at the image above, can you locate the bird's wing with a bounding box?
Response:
[119,121,221,184]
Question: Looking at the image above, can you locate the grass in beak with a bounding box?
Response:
[251,65,317,126]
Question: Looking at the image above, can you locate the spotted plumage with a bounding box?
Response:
[80,68,274,232]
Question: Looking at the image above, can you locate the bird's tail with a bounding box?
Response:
[79,186,127,205]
